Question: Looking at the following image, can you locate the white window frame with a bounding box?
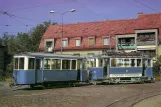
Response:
[44,58,51,70]
[62,59,71,70]
[110,58,141,68]
[88,37,95,46]
[44,39,54,51]
[50,58,61,70]
[13,56,26,70]
[75,39,81,46]
[28,57,35,70]
[62,39,68,47]
[71,60,77,70]
[103,37,110,45]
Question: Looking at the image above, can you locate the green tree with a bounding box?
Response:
[0,21,57,79]
[29,21,56,52]
[153,56,161,77]
[16,33,31,53]
[7,35,17,55]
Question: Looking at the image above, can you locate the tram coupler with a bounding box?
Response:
[9,82,15,88]
[9,77,17,88]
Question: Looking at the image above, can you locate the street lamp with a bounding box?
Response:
[50,9,76,54]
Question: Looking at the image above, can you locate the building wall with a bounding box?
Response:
[43,29,159,59]
[157,44,161,57]
[40,13,161,60]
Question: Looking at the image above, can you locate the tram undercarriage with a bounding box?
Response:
[89,76,155,84]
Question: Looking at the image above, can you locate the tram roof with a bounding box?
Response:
[102,51,143,56]
[88,51,151,59]
[14,52,85,59]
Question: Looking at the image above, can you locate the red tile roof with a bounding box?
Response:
[39,13,161,51]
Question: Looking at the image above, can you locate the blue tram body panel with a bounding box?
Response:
[43,70,66,82]
[146,67,153,78]
[65,70,78,81]
[36,70,43,83]
[81,70,88,81]
[42,70,78,82]
[13,70,35,85]
[88,67,104,80]
[13,70,80,85]
[109,67,142,74]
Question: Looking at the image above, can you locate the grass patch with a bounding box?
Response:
[0,77,12,82]
[155,76,161,81]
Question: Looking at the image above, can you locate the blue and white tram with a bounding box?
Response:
[12,53,87,87]
[87,52,154,84]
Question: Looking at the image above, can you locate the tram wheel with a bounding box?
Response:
[30,84,35,88]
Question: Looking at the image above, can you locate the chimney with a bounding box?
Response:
[137,12,143,17]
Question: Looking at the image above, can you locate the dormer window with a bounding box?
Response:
[89,37,95,46]
[103,37,110,45]
[75,39,81,46]
[62,38,68,47]
[44,39,54,52]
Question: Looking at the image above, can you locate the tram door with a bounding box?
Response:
[35,58,42,83]
[142,59,147,76]
[103,59,108,77]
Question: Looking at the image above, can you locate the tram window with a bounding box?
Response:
[77,60,86,69]
[36,59,41,70]
[124,59,130,67]
[62,60,70,70]
[44,59,50,70]
[131,59,135,67]
[117,59,122,67]
[19,58,24,69]
[82,60,86,69]
[51,59,61,70]
[77,60,80,70]
[72,60,76,70]
[28,58,35,69]
[148,59,151,66]
[103,59,108,66]
[14,58,18,69]
[111,59,116,67]
[99,59,103,67]
[89,59,96,67]
[137,59,141,67]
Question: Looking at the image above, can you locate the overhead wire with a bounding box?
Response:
[0,25,34,27]
[8,15,26,26]
[0,8,46,34]
[134,0,160,13]
[8,14,43,23]
[6,0,75,12]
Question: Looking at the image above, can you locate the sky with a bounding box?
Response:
[0,0,161,36]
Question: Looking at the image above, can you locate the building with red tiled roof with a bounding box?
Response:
[39,13,161,58]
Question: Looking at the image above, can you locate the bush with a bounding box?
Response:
[153,56,161,79]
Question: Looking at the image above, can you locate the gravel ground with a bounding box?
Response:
[0,82,161,107]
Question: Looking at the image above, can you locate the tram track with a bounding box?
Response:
[106,88,161,107]
[130,93,161,107]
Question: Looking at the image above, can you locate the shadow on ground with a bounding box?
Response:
[18,83,91,91]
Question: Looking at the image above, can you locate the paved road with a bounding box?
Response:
[0,82,161,107]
